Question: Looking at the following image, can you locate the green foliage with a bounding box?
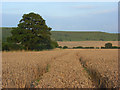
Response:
[105,43,112,48]
[112,46,118,49]
[58,46,62,48]
[101,47,105,49]
[73,46,83,49]
[101,45,120,49]
[50,40,58,49]
[2,42,24,51]
[83,47,94,49]
[96,47,99,49]
[63,46,68,49]
[2,42,10,51]
[5,12,57,51]
[73,46,94,49]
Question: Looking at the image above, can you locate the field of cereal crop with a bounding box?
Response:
[57,41,119,48]
[2,49,118,88]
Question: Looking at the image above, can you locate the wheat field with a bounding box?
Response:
[57,41,119,48]
[2,48,118,88]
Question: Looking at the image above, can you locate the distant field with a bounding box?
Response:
[58,41,119,48]
[1,27,119,42]
[51,31,118,41]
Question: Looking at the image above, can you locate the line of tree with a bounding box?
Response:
[2,12,58,51]
[72,43,120,49]
[101,43,120,49]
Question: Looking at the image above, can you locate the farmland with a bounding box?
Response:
[1,27,119,42]
[58,41,120,48]
[2,49,118,88]
[1,27,119,88]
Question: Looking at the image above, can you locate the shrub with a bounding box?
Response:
[58,46,62,48]
[73,46,94,49]
[2,40,59,51]
[105,43,112,48]
[73,46,83,49]
[2,42,23,51]
[34,40,58,51]
[96,47,99,49]
[2,42,10,51]
[50,40,58,49]
[83,47,94,49]
[101,46,119,49]
[63,46,68,49]
[101,47,105,49]
[90,47,94,49]
[34,44,48,51]
[112,46,118,49]
[73,47,75,49]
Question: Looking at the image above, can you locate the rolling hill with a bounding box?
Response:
[1,27,119,42]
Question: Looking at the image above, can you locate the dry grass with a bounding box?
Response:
[57,41,119,48]
[2,49,118,88]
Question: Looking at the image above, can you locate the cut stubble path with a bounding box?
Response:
[2,49,118,88]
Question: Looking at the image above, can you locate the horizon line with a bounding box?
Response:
[0,27,118,34]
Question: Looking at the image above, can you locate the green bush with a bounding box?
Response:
[34,40,58,51]
[50,40,58,49]
[58,46,62,48]
[101,43,119,49]
[73,46,83,49]
[96,47,99,49]
[63,46,68,49]
[73,46,94,49]
[2,42,23,51]
[34,44,48,51]
[112,46,118,49]
[2,40,58,51]
[2,42,10,51]
[105,43,112,48]
[101,47,105,49]
[83,47,94,49]
[101,46,119,49]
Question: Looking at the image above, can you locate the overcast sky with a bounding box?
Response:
[2,2,118,33]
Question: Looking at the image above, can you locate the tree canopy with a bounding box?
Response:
[105,43,112,48]
[6,12,58,51]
